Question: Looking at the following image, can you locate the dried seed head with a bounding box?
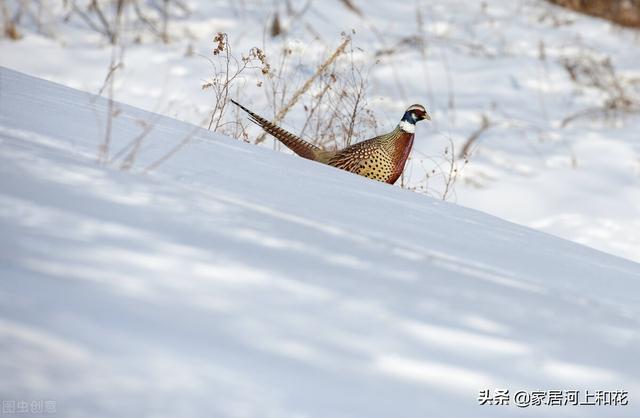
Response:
[249,47,271,75]
[213,32,226,55]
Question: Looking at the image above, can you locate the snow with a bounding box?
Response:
[1,66,640,417]
[2,0,639,263]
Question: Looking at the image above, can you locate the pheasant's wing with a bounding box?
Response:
[327,137,386,173]
[328,132,405,183]
[231,99,322,161]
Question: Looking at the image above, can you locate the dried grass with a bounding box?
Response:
[547,0,640,28]
[2,0,191,43]
[254,36,350,144]
[560,53,640,127]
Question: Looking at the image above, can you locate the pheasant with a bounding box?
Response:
[231,99,430,184]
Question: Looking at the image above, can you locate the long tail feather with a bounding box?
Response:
[231,99,321,161]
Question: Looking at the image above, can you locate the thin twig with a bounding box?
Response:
[459,114,492,158]
[255,36,350,144]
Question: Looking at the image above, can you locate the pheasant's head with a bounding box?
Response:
[399,104,431,133]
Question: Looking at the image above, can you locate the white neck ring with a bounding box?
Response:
[399,120,416,133]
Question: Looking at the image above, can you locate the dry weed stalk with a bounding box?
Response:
[338,0,362,16]
[298,48,377,151]
[202,32,270,135]
[408,138,469,201]
[95,2,125,164]
[459,113,493,159]
[254,36,351,144]
[69,0,123,44]
[2,0,62,39]
[1,0,21,39]
[96,63,117,164]
[561,54,640,127]
[20,0,192,44]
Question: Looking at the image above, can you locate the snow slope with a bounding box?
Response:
[1,67,640,417]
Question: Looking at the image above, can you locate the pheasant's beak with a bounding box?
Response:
[422,112,431,121]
